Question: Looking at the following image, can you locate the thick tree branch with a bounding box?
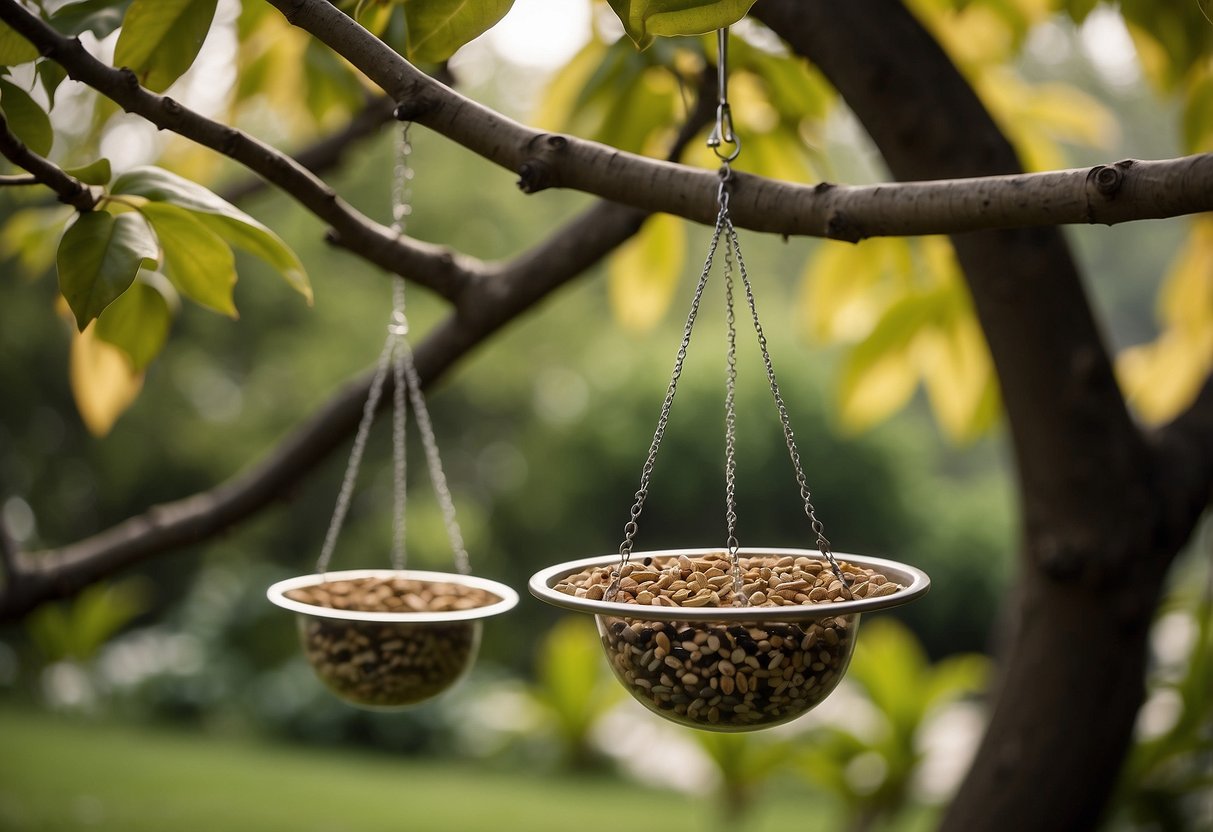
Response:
[0,0,483,302]
[0,512,17,581]
[1153,377,1213,546]
[0,205,646,620]
[754,2,1181,831]
[218,94,397,204]
[0,83,714,621]
[0,111,96,211]
[265,0,1213,242]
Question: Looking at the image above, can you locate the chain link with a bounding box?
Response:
[722,229,745,605]
[724,217,850,590]
[611,25,847,596]
[610,205,729,597]
[315,122,470,577]
[316,331,396,575]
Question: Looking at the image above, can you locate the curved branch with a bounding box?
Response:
[0,111,96,211]
[0,203,646,620]
[1153,376,1213,544]
[0,0,482,302]
[218,94,397,204]
[266,0,1213,241]
[0,78,715,621]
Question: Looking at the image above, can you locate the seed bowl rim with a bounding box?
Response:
[529,547,929,621]
[267,568,520,623]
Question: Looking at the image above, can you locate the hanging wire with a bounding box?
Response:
[611,26,849,596]
[316,331,397,576]
[724,215,850,590]
[315,121,469,576]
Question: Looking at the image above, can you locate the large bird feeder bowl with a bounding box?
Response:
[269,569,518,709]
[531,548,929,731]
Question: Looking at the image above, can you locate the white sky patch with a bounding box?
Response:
[1080,7,1141,87]
[487,0,593,70]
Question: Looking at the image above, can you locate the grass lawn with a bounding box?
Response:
[0,706,854,832]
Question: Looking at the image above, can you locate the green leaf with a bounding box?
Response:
[404,0,516,63]
[49,0,133,39]
[113,0,218,93]
[0,205,72,278]
[0,78,53,157]
[0,20,38,67]
[139,201,237,317]
[111,166,311,302]
[303,39,366,124]
[57,211,159,329]
[27,579,149,662]
[94,276,173,371]
[64,158,112,186]
[607,0,757,49]
[37,60,68,110]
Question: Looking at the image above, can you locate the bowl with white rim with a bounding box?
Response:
[269,568,518,710]
[530,547,928,731]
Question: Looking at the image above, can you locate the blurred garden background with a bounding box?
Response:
[1,1,1212,830]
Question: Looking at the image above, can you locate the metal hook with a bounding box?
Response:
[706,27,741,163]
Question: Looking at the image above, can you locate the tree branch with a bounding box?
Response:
[0,77,715,621]
[0,510,17,581]
[0,205,645,620]
[0,111,96,211]
[753,2,1169,830]
[0,0,483,302]
[266,0,1213,242]
[218,94,397,204]
[1153,376,1213,546]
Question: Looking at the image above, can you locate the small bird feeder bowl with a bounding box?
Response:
[268,569,518,710]
[530,548,928,731]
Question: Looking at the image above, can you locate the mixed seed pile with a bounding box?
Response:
[286,577,500,709]
[554,552,899,607]
[557,553,902,729]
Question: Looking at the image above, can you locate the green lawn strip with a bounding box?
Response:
[0,707,839,831]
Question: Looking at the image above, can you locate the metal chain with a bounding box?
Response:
[723,215,850,589]
[398,331,470,575]
[392,122,469,575]
[390,280,408,571]
[316,331,396,575]
[610,205,730,596]
[722,212,745,605]
[388,124,412,572]
[316,122,470,577]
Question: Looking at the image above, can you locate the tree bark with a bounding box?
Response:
[755,1,1202,829]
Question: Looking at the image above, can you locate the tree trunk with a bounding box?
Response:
[756,2,1195,829]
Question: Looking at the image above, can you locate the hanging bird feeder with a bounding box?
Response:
[268,125,517,710]
[530,29,929,731]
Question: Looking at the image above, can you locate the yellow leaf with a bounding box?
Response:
[921,311,999,442]
[838,341,921,434]
[1158,218,1213,334]
[1118,328,1213,425]
[70,323,145,436]
[607,213,685,332]
[533,36,609,132]
[835,293,936,433]
[1124,21,1173,94]
[800,238,911,342]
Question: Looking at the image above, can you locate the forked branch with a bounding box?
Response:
[268,0,1213,241]
[0,0,482,302]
